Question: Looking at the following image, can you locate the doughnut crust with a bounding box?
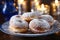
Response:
[9,15,28,33]
[39,15,54,26]
[29,19,50,33]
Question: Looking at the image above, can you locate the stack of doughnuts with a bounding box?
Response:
[9,11,55,33]
[21,12,42,22]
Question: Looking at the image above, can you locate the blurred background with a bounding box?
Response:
[0,0,59,23]
[0,0,55,24]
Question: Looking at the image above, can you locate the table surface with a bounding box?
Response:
[0,28,60,40]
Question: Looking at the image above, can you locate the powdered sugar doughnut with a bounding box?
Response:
[39,15,54,26]
[21,12,42,22]
[29,19,50,33]
[9,15,28,33]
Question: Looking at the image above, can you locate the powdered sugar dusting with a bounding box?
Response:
[21,11,42,20]
[40,15,54,23]
[9,15,28,28]
[29,19,50,29]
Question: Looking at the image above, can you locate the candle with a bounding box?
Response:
[52,2,56,15]
[34,0,40,11]
[31,3,35,12]
[55,0,60,15]
[52,0,60,15]
[22,1,27,12]
[31,0,39,12]
[18,0,24,15]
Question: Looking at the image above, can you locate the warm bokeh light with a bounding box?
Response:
[40,4,46,12]
[18,0,24,4]
[52,3,56,12]
[34,0,40,7]
[52,3,56,8]
[55,0,59,6]
[16,6,18,9]
[34,0,38,2]
[36,5,40,10]
[13,3,16,6]
[35,2,39,6]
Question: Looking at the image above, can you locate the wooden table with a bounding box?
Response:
[0,30,60,40]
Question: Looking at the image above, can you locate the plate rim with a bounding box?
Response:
[0,21,60,37]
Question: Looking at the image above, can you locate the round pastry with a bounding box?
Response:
[29,19,50,33]
[9,15,28,33]
[39,15,54,26]
[21,12,41,22]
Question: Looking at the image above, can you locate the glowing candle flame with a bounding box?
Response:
[18,0,24,4]
[55,0,59,6]
[34,0,39,6]
[36,2,39,6]
[34,0,38,2]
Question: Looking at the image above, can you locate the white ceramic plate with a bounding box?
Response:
[0,20,60,37]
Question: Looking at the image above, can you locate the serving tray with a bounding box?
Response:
[0,20,60,37]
